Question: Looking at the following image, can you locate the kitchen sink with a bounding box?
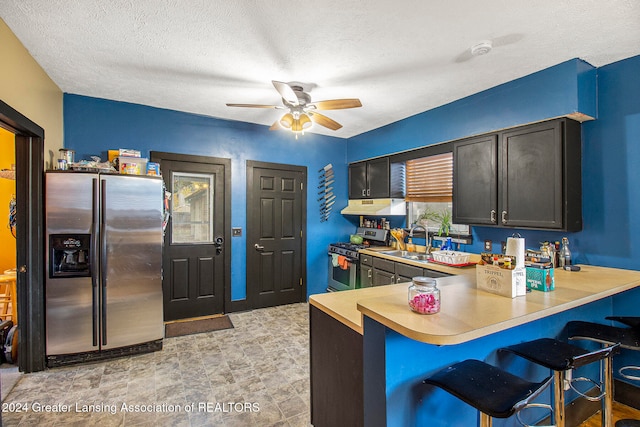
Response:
[380,250,432,262]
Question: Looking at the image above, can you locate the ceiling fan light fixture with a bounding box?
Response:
[299,113,312,129]
[280,113,294,129]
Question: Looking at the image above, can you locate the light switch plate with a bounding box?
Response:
[484,240,492,251]
[232,227,242,237]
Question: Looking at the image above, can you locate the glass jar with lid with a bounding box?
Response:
[408,276,440,314]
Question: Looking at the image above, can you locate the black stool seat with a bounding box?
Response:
[423,359,552,419]
[607,316,640,329]
[501,337,620,370]
[568,320,640,349]
[617,420,640,427]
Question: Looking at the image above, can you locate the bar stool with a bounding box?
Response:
[568,318,640,427]
[500,338,620,427]
[568,317,640,380]
[0,272,17,323]
[423,359,553,427]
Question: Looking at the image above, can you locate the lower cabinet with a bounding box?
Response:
[372,258,396,286]
[395,263,424,283]
[371,256,451,286]
[360,254,373,288]
[310,305,364,427]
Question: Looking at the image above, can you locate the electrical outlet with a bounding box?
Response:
[232,227,242,237]
[484,240,492,251]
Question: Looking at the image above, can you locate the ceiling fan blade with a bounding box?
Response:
[309,112,342,130]
[310,99,362,110]
[269,120,281,131]
[272,80,299,106]
[226,103,280,108]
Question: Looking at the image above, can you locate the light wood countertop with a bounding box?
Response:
[310,265,640,344]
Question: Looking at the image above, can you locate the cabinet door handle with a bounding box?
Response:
[254,243,265,251]
[366,188,370,197]
[367,270,372,278]
[362,189,366,197]
[490,209,496,223]
[501,210,507,224]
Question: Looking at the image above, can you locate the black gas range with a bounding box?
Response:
[327,228,389,292]
[328,242,367,260]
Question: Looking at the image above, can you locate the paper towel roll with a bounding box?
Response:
[505,237,525,268]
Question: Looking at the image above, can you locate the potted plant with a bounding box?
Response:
[435,209,451,237]
[417,208,439,228]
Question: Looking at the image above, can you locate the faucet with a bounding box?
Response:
[408,224,432,254]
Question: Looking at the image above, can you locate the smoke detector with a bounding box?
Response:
[470,40,493,56]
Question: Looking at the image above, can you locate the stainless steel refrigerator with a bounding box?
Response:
[45,171,164,365]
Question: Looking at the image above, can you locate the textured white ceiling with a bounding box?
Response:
[2,1,640,138]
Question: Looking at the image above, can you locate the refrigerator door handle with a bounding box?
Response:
[91,178,99,347]
[100,178,108,346]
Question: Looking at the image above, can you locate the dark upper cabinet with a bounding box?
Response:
[452,134,498,225]
[348,157,404,199]
[453,118,582,231]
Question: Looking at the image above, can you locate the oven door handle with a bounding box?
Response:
[328,253,359,263]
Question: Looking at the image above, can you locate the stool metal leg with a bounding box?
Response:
[553,370,566,427]
[604,356,613,427]
[480,412,492,427]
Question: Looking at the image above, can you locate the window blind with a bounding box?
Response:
[405,152,453,202]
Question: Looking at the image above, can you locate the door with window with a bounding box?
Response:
[153,153,230,321]
[246,161,306,309]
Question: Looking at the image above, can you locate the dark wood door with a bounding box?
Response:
[157,155,228,321]
[500,121,563,228]
[452,134,498,225]
[246,161,306,309]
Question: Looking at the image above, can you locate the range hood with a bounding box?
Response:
[340,198,406,216]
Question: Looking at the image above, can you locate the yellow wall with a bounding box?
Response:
[0,127,16,271]
[0,18,63,169]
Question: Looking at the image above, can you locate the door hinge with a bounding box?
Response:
[299,277,303,286]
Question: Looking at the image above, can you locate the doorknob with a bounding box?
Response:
[214,236,224,255]
[254,244,265,251]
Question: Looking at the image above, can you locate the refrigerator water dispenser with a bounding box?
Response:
[49,234,91,278]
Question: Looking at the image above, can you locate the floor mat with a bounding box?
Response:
[165,315,234,338]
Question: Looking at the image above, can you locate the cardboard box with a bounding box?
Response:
[526,266,555,292]
[119,148,141,158]
[476,264,526,298]
[118,157,148,175]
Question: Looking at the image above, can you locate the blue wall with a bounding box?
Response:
[347,58,596,162]
[63,95,355,301]
[63,54,640,306]
[348,56,640,272]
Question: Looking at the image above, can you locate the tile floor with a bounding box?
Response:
[1,302,311,426]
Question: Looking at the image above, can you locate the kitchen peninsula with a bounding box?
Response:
[309,265,640,427]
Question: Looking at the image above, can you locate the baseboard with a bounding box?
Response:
[226,299,249,313]
[615,379,640,409]
[564,389,602,426]
[537,381,640,425]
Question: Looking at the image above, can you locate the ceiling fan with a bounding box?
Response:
[226,81,362,135]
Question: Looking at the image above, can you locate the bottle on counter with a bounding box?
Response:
[559,237,572,267]
[408,277,440,314]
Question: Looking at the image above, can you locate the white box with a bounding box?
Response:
[476,264,526,298]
